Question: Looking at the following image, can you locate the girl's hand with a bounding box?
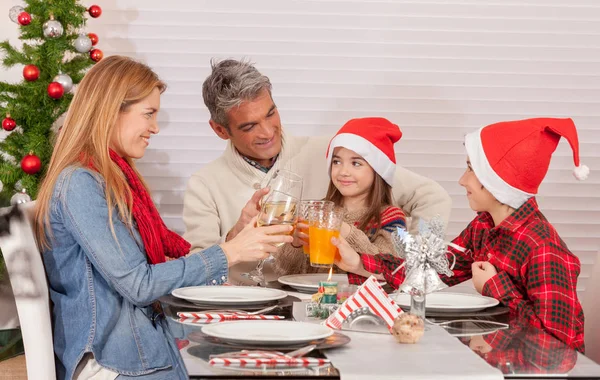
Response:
[332,235,364,274]
[292,221,309,248]
[220,216,293,266]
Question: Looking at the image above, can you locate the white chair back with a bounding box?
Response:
[0,202,56,379]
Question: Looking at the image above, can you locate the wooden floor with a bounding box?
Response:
[0,355,27,379]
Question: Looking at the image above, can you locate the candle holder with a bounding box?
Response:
[318,280,338,304]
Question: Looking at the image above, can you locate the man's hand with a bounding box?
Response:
[472,261,498,294]
[226,188,269,242]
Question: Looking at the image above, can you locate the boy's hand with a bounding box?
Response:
[469,335,493,354]
[472,261,498,294]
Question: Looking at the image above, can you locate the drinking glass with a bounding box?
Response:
[242,169,303,285]
[308,207,344,268]
[298,200,334,254]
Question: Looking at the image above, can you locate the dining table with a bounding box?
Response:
[161,279,600,379]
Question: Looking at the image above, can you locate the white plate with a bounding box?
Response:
[172,286,287,306]
[393,292,499,313]
[278,274,350,292]
[201,320,333,345]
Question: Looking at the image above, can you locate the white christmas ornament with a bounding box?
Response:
[10,189,31,205]
[9,5,24,23]
[53,73,73,93]
[43,18,64,38]
[74,34,92,53]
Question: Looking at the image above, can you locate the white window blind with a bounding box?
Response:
[1,0,598,298]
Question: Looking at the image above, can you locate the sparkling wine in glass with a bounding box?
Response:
[243,169,303,285]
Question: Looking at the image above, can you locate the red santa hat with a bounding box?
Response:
[326,117,402,186]
[465,117,589,209]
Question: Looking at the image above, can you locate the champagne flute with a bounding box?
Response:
[243,169,303,286]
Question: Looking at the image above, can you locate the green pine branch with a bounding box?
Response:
[0,41,28,68]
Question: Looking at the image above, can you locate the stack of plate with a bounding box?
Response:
[393,292,500,313]
[171,286,287,308]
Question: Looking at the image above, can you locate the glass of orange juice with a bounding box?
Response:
[308,207,344,268]
[298,200,334,255]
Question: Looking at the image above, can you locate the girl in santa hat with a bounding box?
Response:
[274,117,407,276]
[334,117,588,352]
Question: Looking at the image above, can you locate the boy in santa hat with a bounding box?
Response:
[334,117,588,352]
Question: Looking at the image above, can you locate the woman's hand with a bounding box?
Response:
[220,216,293,267]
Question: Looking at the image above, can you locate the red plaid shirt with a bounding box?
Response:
[466,318,579,374]
[349,198,585,352]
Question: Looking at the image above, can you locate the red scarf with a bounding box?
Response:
[109,150,190,264]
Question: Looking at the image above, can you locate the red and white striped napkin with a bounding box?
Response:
[324,275,402,331]
[209,352,329,368]
[177,312,285,324]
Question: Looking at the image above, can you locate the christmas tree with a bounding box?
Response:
[0,0,103,204]
[0,1,103,278]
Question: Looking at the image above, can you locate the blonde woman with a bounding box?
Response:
[35,55,292,380]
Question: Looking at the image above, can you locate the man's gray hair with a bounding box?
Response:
[203,58,272,128]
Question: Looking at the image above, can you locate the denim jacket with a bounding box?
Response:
[43,167,229,379]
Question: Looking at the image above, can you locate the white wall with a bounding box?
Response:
[1,0,599,296]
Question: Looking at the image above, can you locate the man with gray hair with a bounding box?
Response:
[183,58,452,285]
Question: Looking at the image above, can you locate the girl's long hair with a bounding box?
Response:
[324,172,394,240]
[35,55,166,250]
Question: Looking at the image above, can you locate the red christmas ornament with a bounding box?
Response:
[47,82,64,99]
[23,64,40,81]
[17,11,31,26]
[2,115,17,131]
[88,5,102,18]
[88,32,99,46]
[21,153,42,175]
[90,48,103,62]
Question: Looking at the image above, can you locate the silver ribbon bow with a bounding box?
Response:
[391,216,456,295]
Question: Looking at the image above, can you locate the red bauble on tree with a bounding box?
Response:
[88,32,99,46]
[17,11,31,25]
[21,153,42,175]
[2,114,17,131]
[90,48,103,62]
[47,82,64,99]
[23,64,40,81]
[88,5,102,18]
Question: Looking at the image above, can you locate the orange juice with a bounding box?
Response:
[309,226,340,267]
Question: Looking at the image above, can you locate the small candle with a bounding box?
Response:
[319,280,338,304]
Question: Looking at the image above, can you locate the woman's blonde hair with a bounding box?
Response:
[35,55,166,250]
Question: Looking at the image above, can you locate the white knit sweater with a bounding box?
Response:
[182,133,451,285]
